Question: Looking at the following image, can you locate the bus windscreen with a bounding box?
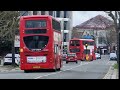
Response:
[70,40,80,46]
[23,36,49,51]
[83,41,94,45]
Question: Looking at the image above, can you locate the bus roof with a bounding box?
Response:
[21,15,51,18]
[20,15,60,22]
[80,39,94,41]
[70,38,94,41]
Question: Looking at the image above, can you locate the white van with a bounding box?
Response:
[109,53,117,60]
[3,53,20,65]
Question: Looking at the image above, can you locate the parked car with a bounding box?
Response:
[3,53,20,65]
[109,52,117,60]
[95,53,101,59]
[66,53,78,64]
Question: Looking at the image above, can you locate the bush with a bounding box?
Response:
[113,63,118,69]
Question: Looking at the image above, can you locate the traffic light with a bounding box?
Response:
[85,43,88,49]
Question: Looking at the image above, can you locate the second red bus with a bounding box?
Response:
[69,38,96,61]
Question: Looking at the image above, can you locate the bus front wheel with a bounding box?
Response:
[57,68,61,71]
[91,57,93,61]
[66,61,68,64]
[24,70,29,73]
[76,61,78,64]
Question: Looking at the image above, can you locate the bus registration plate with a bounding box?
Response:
[27,56,46,63]
[33,66,40,69]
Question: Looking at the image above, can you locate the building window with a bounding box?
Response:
[64,21,68,30]
[63,33,67,42]
[52,19,61,32]
[64,11,68,18]
[49,11,53,16]
[53,11,56,17]
[98,37,102,44]
[33,11,37,15]
[41,11,45,15]
[20,11,28,16]
[56,11,60,17]
[98,37,106,44]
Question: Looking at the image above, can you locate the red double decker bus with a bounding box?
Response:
[19,15,62,72]
[69,38,96,61]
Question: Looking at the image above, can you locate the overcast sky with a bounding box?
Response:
[72,11,111,27]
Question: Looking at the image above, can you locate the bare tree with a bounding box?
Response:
[105,11,120,64]
[105,28,117,51]
[0,11,19,66]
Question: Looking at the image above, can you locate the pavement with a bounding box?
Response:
[0,65,20,72]
[103,62,118,79]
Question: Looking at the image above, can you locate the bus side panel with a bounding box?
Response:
[53,32,62,69]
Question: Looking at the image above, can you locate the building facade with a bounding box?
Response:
[72,15,115,55]
[20,11,73,53]
[72,28,110,54]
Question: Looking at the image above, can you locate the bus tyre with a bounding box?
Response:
[57,68,61,71]
[76,61,78,64]
[24,70,29,73]
[91,57,93,61]
[53,69,57,72]
[66,61,68,64]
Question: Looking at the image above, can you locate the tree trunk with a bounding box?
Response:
[116,31,119,64]
[12,39,15,66]
[12,28,15,66]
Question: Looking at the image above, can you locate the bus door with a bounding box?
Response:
[54,44,59,68]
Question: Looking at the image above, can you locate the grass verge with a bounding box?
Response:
[113,63,118,69]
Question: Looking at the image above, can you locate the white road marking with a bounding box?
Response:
[34,61,90,79]
[103,65,111,79]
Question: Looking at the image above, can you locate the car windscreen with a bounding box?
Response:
[5,54,19,58]
[110,53,117,57]
[23,35,49,51]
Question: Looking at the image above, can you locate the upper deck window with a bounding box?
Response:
[25,20,47,28]
[70,40,80,46]
[83,41,94,45]
[52,19,61,32]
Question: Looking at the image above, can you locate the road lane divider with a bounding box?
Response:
[34,61,90,79]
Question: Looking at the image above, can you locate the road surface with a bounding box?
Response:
[0,55,116,79]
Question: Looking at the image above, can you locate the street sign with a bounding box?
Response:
[14,35,20,47]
